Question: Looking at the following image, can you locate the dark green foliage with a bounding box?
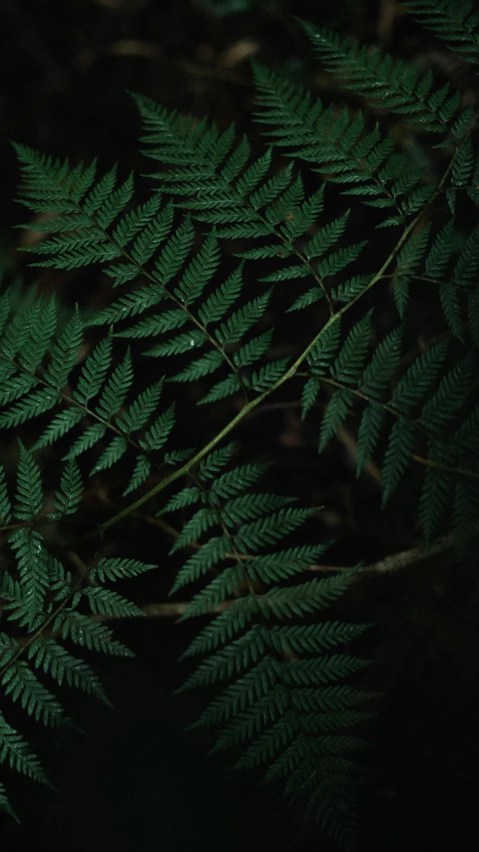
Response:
[1,2,479,849]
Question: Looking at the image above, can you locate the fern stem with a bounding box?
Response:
[80,389,269,541]
[82,136,467,540]
[411,453,479,480]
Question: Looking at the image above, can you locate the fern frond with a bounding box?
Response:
[5,3,479,846]
[53,610,134,657]
[0,782,19,822]
[81,586,145,619]
[417,442,455,545]
[132,89,369,317]
[0,293,180,493]
[166,453,370,850]
[51,458,83,519]
[1,653,65,727]
[405,0,479,67]
[27,638,110,705]
[251,60,424,223]
[0,454,159,799]
[298,18,462,134]
[0,712,48,785]
[393,223,431,317]
[90,557,157,583]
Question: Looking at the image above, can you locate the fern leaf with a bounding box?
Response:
[64,422,107,461]
[167,343,225,382]
[130,200,175,266]
[152,215,196,286]
[0,712,48,785]
[170,536,231,593]
[123,454,151,496]
[424,218,456,279]
[270,622,371,655]
[115,308,187,338]
[248,543,333,584]
[181,565,254,619]
[0,374,36,407]
[308,321,342,375]
[56,611,135,657]
[301,376,321,420]
[72,337,113,405]
[51,458,83,519]
[137,404,175,451]
[170,507,221,553]
[250,357,292,393]
[27,638,110,705]
[216,289,272,346]
[393,224,431,315]
[18,297,57,372]
[454,223,479,287]
[468,289,479,348]
[0,387,59,429]
[197,373,243,405]
[0,782,19,822]
[89,435,128,476]
[252,59,414,221]
[360,324,403,399]
[319,389,354,453]
[1,299,43,362]
[115,378,164,435]
[111,191,163,247]
[145,329,206,357]
[300,18,459,133]
[259,263,311,284]
[14,443,42,520]
[90,557,157,583]
[317,242,367,279]
[82,587,145,619]
[0,465,12,524]
[1,659,65,727]
[209,462,272,500]
[95,172,135,230]
[391,337,449,413]
[180,626,268,690]
[259,574,353,620]
[355,402,384,477]
[288,285,328,312]
[380,418,415,506]
[305,210,350,259]
[405,0,479,67]
[198,443,237,480]
[332,311,373,386]
[223,492,294,526]
[197,265,244,325]
[44,306,83,389]
[417,443,455,545]
[248,163,295,210]
[158,485,203,515]
[420,354,473,434]
[174,229,220,306]
[82,163,118,215]
[94,348,134,421]
[163,447,197,466]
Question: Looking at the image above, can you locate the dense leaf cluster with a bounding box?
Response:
[1,1,478,848]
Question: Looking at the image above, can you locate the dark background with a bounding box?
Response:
[1,1,479,850]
